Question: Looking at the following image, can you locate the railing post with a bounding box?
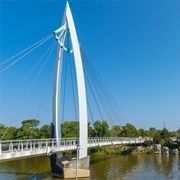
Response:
[33,141,36,150]
[38,140,41,149]
[21,141,23,152]
[30,141,32,151]
[18,142,20,150]
[26,141,28,149]
[9,142,13,153]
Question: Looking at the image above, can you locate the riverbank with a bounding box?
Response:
[88,143,180,155]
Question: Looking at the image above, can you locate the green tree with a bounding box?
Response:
[111,125,122,137]
[153,132,162,144]
[61,121,79,138]
[161,128,170,139]
[15,119,40,139]
[149,127,157,137]
[3,126,17,140]
[39,125,50,138]
[93,120,111,137]
[22,119,40,129]
[88,122,94,137]
[138,128,149,137]
[0,124,6,139]
[121,123,139,137]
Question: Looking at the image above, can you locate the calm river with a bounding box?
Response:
[0,154,179,180]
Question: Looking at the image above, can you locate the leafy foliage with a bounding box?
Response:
[61,121,79,138]
[0,118,180,151]
[93,120,111,137]
[121,123,139,137]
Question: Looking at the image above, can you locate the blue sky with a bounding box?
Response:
[1,0,180,131]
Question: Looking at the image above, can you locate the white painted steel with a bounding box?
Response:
[0,137,147,161]
[65,2,88,159]
[52,2,88,158]
[52,23,67,143]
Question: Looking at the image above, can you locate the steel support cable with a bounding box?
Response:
[84,73,104,121]
[28,43,57,139]
[0,34,53,66]
[83,56,121,127]
[87,97,98,137]
[83,56,115,127]
[24,42,57,100]
[81,52,116,123]
[1,42,57,140]
[81,48,118,112]
[34,43,56,118]
[84,59,118,127]
[81,51,117,126]
[81,48,128,124]
[81,51,120,125]
[85,54,128,124]
[86,98,94,126]
[0,35,53,74]
[0,40,56,113]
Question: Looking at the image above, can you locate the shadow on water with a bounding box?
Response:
[90,147,135,165]
[90,154,119,165]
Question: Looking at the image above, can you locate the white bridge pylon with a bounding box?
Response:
[52,2,88,159]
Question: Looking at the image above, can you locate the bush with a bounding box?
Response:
[143,140,153,147]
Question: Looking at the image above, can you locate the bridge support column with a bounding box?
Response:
[50,2,89,178]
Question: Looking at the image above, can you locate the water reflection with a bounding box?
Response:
[0,154,179,179]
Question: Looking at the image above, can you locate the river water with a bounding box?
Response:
[0,154,179,180]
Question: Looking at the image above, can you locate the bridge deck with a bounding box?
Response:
[0,137,146,162]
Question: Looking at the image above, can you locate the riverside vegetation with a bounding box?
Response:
[0,119,180,155]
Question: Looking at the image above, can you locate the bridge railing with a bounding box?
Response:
[88,137,145,147]
[0,137,147,156]
[0,138,78,155]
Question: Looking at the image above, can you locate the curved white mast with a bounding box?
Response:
[52,2,88,159]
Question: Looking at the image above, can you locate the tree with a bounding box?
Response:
[3,126,17,140]
[88,122,94,137]
[39,125,50,138]
[15,119,40,139]
[138,128,149,137]
[61,121,79,138]
[111,125,122,137]
[0,123,6,139]
[149,127,157,137]
[153,132,162,144]
[121,123,139,137]
[161,128,170,139]
[93,120,111,137]
[22,119,40,129]
[0,124,17,140]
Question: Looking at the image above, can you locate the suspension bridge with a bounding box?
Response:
[0,2,147,178]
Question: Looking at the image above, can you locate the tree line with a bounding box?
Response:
[0,119,180,143]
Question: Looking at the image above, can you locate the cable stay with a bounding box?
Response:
[83,57,118,127]
[0,34,53,74]
[1,24,128,140]
[82,50,129,124]
[58,40,128,131]
[0,40,56,112]
[80,46,129,128]
[1,40,57,140]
